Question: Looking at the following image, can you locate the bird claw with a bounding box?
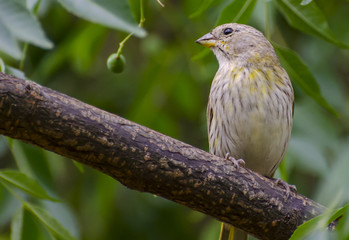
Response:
[225,153,245,170]
[274,178,297,199]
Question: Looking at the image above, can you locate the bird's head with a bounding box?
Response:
[196,23,276,67]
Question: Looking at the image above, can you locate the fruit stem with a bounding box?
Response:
[116,0,145,56]
[19,0,42,70]
[265,0,270,41]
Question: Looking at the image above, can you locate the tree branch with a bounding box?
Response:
[0,72,324,240]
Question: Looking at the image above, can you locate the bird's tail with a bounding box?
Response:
[219,223,248,240]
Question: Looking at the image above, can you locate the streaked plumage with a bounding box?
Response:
[196,23,294,240]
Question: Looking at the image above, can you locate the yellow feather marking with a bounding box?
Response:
[248,70,259,81]
[213,73,222,84]
[267,68,285,86]
[247,52,262,64]
[227,101,233,112]
[249,85,256,94]
[233,69,243,82]
[262,84,267,95]
[217,114,221,122]
[214,137,220,147]
[249,69,269,94]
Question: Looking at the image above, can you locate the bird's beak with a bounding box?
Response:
[196,32,216,48]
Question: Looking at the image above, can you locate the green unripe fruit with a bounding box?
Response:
[107,53,126,73]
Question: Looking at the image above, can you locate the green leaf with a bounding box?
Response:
[5,66,26,79]
[0,0,53,49]
[21,208,52,240]
[190,0,216,18]
[0,20,21,59]
[11,206,24,240]
[70,24,108,73]
[7,139,33,176]
[289,214,323,239]
[25,0,41,12]
[275,0,349,49]
[58,0,146,37]
[72,161,85,173]
[327,203,348,224]
[300,0,312,5]
[290,204,348,239]
[0,170,58,201]
[217,0,257,25]
[23,202,77,240]
[335,203,349,238]
[273,44,338,117]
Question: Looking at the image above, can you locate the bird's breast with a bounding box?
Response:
[208,66,293,176]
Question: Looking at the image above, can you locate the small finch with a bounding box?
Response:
[196,23,294,240]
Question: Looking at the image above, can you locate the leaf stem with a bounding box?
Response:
[139,0,145,28]
[1,180,25,205]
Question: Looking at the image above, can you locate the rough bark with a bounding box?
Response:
[0,72,324,240]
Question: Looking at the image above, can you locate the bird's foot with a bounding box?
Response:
[225,153,245,170]
[273,178,297,199]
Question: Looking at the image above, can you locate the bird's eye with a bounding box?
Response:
[223,28,233,35]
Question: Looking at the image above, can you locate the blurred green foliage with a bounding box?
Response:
[0,0,349,239]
